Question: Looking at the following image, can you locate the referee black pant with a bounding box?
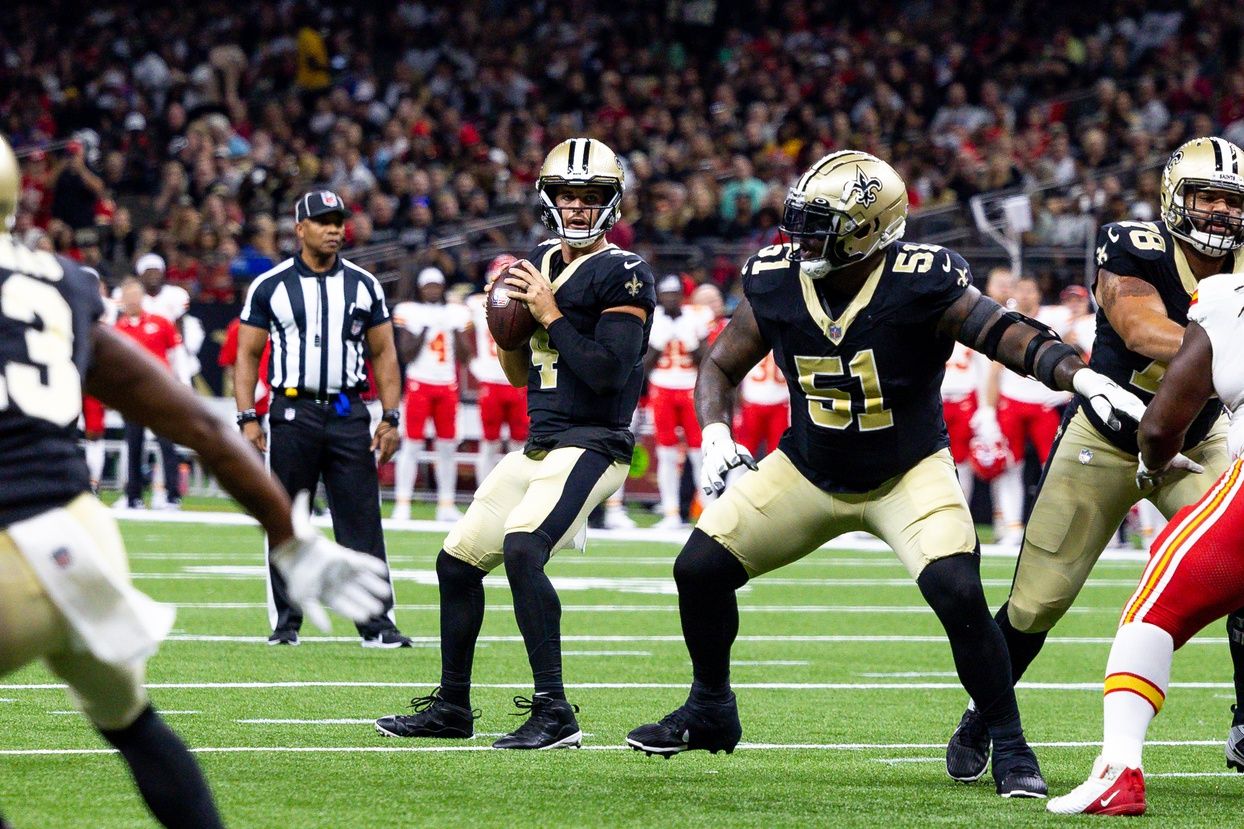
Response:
[123,420,180,504]
[266,394,396,637]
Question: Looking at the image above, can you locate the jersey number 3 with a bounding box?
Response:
[795,349,894,431]
[0,273,81,426]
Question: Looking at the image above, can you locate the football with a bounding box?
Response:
[486,255,537,350]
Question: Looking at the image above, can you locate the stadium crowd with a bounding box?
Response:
[4,0,1244,306]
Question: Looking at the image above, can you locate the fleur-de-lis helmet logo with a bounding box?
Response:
[851,167,883,208]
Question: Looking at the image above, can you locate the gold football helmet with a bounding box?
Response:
[536,138,624,248]
[780,150,907,278]
[0,134,18,232]
[1160,137,1244,255]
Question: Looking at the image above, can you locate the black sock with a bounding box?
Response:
[918,554,1023,744]
[436,550,486,709]
[1228,610,1244,722]
[675,530,750,702]
[503,532,565,699]
[98,706,223,829]
[995,602,1049,684]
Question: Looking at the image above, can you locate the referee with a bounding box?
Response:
[235,189,410,647]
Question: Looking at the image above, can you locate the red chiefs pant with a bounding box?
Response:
[736,401,789,457]
[404,379,458,440]
[998,396,1061,465]
[1121,459,1244,648]
[942,393,977,464]
[478,381,528,441]
[82,395,106,437]
[650,385,701,448]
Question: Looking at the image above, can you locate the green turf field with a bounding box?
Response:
[1,506,1239,827]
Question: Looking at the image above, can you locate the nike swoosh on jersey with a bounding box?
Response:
[1108,228,1120,242]
[942,257,952,272]
[624,260,641,270]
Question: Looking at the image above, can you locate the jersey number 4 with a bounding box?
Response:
[0,273,81,426]
[795,349,893,431]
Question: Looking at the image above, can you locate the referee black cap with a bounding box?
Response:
[295,189,349,222]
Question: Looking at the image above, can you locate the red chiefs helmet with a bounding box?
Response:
[969,434,1013,482]
[485,253,519,285]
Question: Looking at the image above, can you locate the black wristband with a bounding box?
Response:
[236,409,259,427]
[381,408,401,427]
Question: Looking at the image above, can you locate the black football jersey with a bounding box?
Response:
[0,243,104,526]
[522,240,657,462]
[1087,220,1232,453]
[743,240,970,493]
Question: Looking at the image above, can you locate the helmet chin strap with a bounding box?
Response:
[564,233,601,249]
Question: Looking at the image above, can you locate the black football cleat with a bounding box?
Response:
[992,738,1047,798]
[946,706,991,782]
[374,689,478,739]
[626,693,742,757]
[1226,705,1244,771]
[362,629,413,649]
[267,628,299,646]
[492,695,582,750]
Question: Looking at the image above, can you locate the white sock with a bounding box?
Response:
[85,439,105,487]
[687,448,707,501]
[1102,622,1174,767]
[476,439,500,485]
[1139,499,1165,542]
[394,441,419,503]
[435,439,458,507]
[992,464,1024,535]
[656,445,682,517]
[955,460,974,503]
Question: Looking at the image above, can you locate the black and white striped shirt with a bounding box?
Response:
[240,255,389,395]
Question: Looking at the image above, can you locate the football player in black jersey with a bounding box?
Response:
[0,135,390,829]
[946,137,1244,782]
[374,138,657,749]
[625,150,1146,798]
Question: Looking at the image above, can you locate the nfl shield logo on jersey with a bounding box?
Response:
[51,547,72,569]
[350,318,363,337]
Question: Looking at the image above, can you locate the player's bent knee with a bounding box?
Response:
[436,549,486,590]
[673,529,750,592]
[916,552,987,619]
[1005,593,1067,634]
[502,532,551,575]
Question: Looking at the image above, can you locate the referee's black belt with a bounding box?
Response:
[275,388,363,405]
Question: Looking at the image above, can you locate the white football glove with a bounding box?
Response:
[1136,453,1205,492]
[271,491,393,632]
[970,405,1003,442]
[1072,368,1146,431]
[700,422,758,496]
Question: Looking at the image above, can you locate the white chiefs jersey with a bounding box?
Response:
[648,305,710,390]
[998,305,1072,406]
[741,351,788,406]
[1188,273,1244,458]
[392,300,470,385]
[111,283,189,323]
[465,293,508,385]
[942,341,987,401]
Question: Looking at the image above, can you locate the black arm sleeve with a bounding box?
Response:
[545,312,646,395]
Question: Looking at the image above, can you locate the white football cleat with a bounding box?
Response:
[436,504,463,523]
[653,514,688,530]
[390,500,410,522]
[603,506,636,530]
[1047,757,1145,816]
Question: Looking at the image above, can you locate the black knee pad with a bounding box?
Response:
[673,529,750,593]
[917,553,988,619]
[436,550,486,591]
[502,532,551,576]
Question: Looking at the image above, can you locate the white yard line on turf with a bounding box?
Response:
[0,681,1235,691]
[169,601,1114,615]
[113,508,1149,562]
[0,739,1223,758]
[47,710,199,715]
[133,567,1143,589]
[155,633,1226,646]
